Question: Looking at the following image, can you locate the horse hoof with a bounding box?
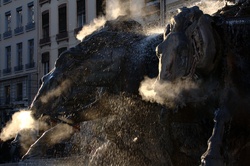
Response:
[201,156,224,166]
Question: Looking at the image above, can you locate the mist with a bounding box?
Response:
[40,79,71,103]
[76,0,148,41]
[195,0,227,15]
[139,77,205,109]
[0,110,36,141]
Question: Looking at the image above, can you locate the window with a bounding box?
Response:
[6,46,11,70]
[27,2,34,24]
[5,11,11,31]
[96,0,106,16]
[15,7,24,35]
[58,47,67,57]
[26,39,35,69]
[5,85,10,104]
[77,0,86,28]
[16,7,22,28]
[42,11,49,38]
[28,39,34,63]
[16,83,23,101]
[26,2,35,31]
[58,4,67,33]
[42,52,50,75]
[17,43,22,67]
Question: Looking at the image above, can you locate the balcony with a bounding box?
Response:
[3,68,11,75]
[14,65,23,72]
[14,26,24,35]
[26,22,35,32]
[39,0,50,5]
[25,62,35,69]
[3,30,12,39]
[3,0,11,5]
[56,31,68,43]
[39,37,51,47]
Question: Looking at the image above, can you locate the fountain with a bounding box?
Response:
[1,1,250,165]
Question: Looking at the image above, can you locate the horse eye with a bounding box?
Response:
[181,56,187,66]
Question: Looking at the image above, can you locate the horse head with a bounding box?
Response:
[156,6,221,82]
[29,18,159,124]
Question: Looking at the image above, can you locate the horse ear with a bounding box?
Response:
[156,42,163,59]
[164,24,172,39]
[186,14,220,75]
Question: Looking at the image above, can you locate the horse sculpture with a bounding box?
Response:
[156,1,250,165]
[20,16,161,160]
[14,1,250,165]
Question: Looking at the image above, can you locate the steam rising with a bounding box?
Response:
[76,0,146,41]
[139,77,200,108]
[40,79,71,103]
[196,0,226,15]
[76,0,127,41]
[46,123,74,145]
[0,110,36,141]
[76,17,106,41]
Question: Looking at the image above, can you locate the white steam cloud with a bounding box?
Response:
[0,110,36,141]
[76,17,106,41]
[195,0,228,15]
[76,0,127,41]
[139,77,202,109]
[76,0,146,41]
[40,79,71,103]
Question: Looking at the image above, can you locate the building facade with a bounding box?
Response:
[37,0,106,81]
[0,0,38,126]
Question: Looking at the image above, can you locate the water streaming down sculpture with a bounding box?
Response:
[6,1,250,165]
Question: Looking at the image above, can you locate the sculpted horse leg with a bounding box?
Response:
[21,123,74,160]
[201,103,231,165]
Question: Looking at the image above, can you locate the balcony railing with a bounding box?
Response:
[14,26,24,35]
[3,30,12,39]
[3,0,11,5]
[26,22,35,32]
[39,0,50,5]
[56,31,68,43]
[14,65,23,72]
[25,62,35,69]
[40,37,51,47]
[3,68,11,75]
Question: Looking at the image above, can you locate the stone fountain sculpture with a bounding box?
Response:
[12,1,250,165]
[156,1,250,165]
